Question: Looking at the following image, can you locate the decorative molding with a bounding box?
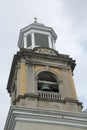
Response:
[12,93,82,107]
[26,60,69,70]
[45,65,49,70]
[4,106,87,130]
[34,47,58,56]
[64,97,83,107]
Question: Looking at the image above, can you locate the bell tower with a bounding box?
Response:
[4,20,87,130]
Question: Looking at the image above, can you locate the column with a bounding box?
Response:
[31,32,35,49]
[48,35,52,48]
[24,35,27,48]
[26,64,35,93]
[53,40,55,49]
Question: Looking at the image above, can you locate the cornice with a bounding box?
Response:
[4,106,87,130]
[18,48,76,67]
[12,93,82,109]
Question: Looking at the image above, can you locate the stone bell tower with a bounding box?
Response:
[4,20,87,130]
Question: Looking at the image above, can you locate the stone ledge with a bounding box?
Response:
[4,105,87,130]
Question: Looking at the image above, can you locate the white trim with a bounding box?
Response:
[24,35,27,48]
[31,32,35,49]
[53,42,55,49]
[24,29,50,36]
[15,117,87,128]
[38,80,57,85]
[23,29,56,49]
[48,35,52,48]
[21,25,57,40]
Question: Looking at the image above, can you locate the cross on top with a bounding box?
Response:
[34,17,37,22]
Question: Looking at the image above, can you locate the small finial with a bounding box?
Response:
[34,17,37,23]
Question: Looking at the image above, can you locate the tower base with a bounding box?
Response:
[4,106,87,130]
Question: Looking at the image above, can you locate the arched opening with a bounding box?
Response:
[37,71,59,93]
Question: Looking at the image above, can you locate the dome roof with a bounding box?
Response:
[18,20,57,49]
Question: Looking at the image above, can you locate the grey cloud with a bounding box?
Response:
[61,0,87,30]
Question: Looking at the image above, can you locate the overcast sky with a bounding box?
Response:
[0,0,87,129]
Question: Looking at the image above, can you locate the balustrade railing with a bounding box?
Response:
[38,91,61,101]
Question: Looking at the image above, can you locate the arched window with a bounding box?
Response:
[37,71,59,92]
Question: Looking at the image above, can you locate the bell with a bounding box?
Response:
[40,83,51,91]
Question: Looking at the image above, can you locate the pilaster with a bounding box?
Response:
[20,60,27,95]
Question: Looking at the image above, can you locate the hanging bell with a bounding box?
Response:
[40,83,51,91]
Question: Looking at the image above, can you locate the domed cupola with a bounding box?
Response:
[18,18,57,50]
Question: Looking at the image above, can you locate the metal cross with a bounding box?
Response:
[34,17,37,22]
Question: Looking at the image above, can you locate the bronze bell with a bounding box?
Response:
[40,83,51,91]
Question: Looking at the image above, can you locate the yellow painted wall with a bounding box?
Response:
[34,65,45,73]
[20,61,27,95]
[19,63,77,100]
[34,65,61,76]
[68,69,77,100]
[50,66,61,76]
